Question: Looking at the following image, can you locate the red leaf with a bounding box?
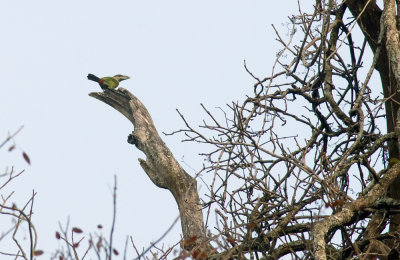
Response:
[198,251,208,259]
[246,222,257,230]
[55,232,61,239]
[226,236,236,246]
[8,145,15,152]
[183,236,197,246]
[113,249,119,255]
[72,227,83,233]
[96,237,102,250]
[191,250,208,259]
[73,242,79,248]
[192,251,199,258]
[97,224,103,229]
[33,250,44,256]
[325,200,344,209]
[331,200,344,208]
[22,152,31,165]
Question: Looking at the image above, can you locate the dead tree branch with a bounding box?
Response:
[89,89,210,251]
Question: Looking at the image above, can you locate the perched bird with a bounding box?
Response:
[87,74,130,90]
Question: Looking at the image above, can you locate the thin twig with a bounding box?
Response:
[0,126,24,149]
[109,175,117,260]
[133,215,180,260]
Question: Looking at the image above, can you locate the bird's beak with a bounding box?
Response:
[120,76,130,81]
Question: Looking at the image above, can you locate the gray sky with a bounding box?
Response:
[0,0,297,257]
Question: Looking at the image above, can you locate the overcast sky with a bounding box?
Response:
[0,1,299,257]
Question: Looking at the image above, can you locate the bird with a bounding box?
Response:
[87,73,130,90]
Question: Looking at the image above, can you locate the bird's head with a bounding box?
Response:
[113,74,130,82]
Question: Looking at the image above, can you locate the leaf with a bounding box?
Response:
[226,235,236,246]
[72,227,83,233]
[22,152,31,165]
[97,224,103,229]
[113,249,119,255]
[55,232,61,239]
[8,145,15,152]
[192,250,208,260]
[33,250,44,256]
[96,237,102,250]
[246,222,257,230]
[331,200,344,208]
[192,251,199,258]
[183,236,197,246]
[198,251,208,259]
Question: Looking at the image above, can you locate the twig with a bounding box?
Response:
[0,126,23,149]
[123,235,129,260]
[109,175,117,260]
[133,215,180,260]
[130,236,141,259]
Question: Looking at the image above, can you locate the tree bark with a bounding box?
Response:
[89,88,210,251]
[312,160,400,260]
[347,0,400,235]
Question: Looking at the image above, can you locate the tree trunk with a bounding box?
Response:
[347,0,400,236]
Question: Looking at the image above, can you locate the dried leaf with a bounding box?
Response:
[192,250,208,260]
[22,152,31,165]
[331,200,344,208]
[192,250,199,258]
[183,236,197,246]
[226,236,236,246]
[326,200,344,209]
[72,227,83,233]
[96,237,102,250]
[33,250,44,256]
[246,222,257,230]
[198,251,208,259]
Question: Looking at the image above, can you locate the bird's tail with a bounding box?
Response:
[87,73,100,82]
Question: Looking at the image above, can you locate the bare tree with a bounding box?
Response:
[0,128,40,259]
[54,0,400,259]
[6,1,400,259]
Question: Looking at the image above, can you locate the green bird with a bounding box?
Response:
[87,73,130,90]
